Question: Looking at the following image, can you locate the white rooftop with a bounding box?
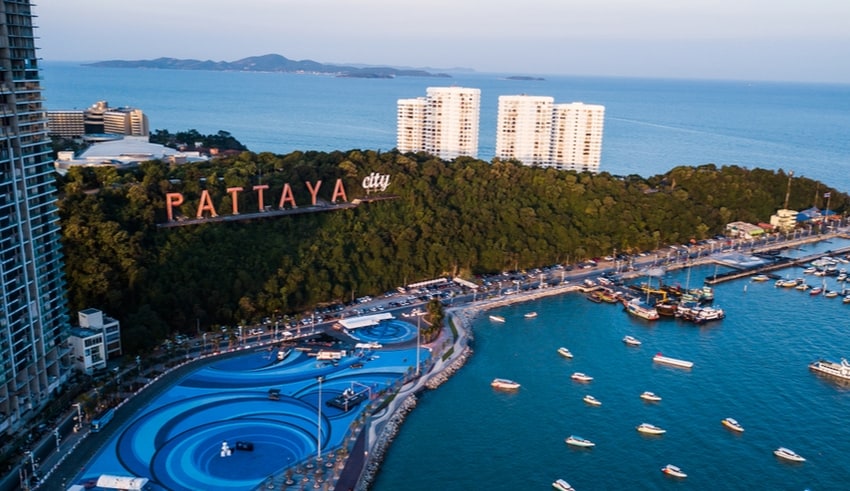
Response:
[338,313,394,330]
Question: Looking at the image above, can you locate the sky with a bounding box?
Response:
[36,0,850,83]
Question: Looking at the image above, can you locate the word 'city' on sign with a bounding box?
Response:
[162,173,392,225]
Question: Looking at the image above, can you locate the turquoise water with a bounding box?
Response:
[374,239,850,490]
[41,62,850,191]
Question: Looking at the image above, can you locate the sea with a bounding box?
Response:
[41,62,850,192]
[40,63,850,490]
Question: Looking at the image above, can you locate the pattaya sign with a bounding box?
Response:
[163,172,391,223]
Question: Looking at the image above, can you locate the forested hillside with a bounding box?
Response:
[56,150,846,353]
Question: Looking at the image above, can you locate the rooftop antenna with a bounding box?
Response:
[784,170,793,209]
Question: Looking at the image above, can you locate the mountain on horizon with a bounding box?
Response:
[84,53,453,78]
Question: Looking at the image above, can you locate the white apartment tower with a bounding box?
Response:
[495,96,605,172]
[495,95,554,166]
[0,0,71,433]
[397,87,480,160]
[550,102,605,172]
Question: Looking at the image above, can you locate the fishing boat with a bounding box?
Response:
[773,447,805,462]
[524,311,538,318]
[721,417,744,432]
[653,353,694,369]
[565,435,596,448]
[640,391,662,402]
[490,378,520,390]
[623,335,642,346]
[636,423,666,435]
[654,301,678,317]
[583,394,602,406]
[571,372,593,382]
[552,479,575,491]
[557,347,574,359]
[489,315,506,323]
[661,464,687,478]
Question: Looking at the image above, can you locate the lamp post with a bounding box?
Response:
[316,376,323,465]
[72,402,82,431]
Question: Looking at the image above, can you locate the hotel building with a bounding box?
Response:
[496,96,605,172]
[47,100,150,138]
[397,87,480,160]
[0,0,71,433]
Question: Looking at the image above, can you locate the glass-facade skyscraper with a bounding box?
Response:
[0,0,70,433]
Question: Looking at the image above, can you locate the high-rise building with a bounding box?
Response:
[397,87,480,160]
[48,100,150,138]
[496,96,605,172]
[495,95,554,166]
[550,102,605,172]
[0,0,71,433]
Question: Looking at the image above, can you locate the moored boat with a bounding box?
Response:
[557,347,574,359]
[571,372,593,382]
[625,298,659,320]
[565,435,595,448]
[552,479,575,491]
[809,358,850,381]
[583,394,602,406]
[491,378,520,390]
[623,335,642,346]
[640,391,662,402]
[489,315,506,323]
[653,353,694,369]
[752,274,770,282]
[721,417,744,432]
[654,301,678,317]
[524,311,538,318]
[774,447,805,462]
[661,464,687,478]
[636,423,666,435]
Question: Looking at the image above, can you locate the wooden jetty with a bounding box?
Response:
[704,245,850,285]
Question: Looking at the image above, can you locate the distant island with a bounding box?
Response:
[506,75,545,81]
[84,53,452,79]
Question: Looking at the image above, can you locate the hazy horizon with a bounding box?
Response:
[35,1,850,85]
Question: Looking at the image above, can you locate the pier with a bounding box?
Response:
[704,245,850,285]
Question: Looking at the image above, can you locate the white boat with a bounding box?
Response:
[489,315,506,323]
[583,394,601,406]
[524,311,538,318]
[809,358,850,381]
[825,290,839,298]
[491,378,520,390]
[565,435,595,448]
[552,479,575,491]
[623,335,642,346]
[625,298,659,320]
[653,353,694,369]
[571,372,593,382]
[721,417,744,432]
[661,464,687,478]
[557,347,574,359]
[636,423,666,435]
[752,274,770,282]
[640,391,662,402]
[774,447,805,462]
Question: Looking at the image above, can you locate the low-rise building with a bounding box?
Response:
[770,209,798,233]
[68,327,107,375]
[725,221,765,239]
[78,308,122,359]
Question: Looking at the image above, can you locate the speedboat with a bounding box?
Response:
[565,435,595,448]
[636,423,666,435]
[571,372,593,382]
[661,464,687,478]
[557,347,574,359]
[752,274,770,282]
[721,417,744,432]
[640,391,662,402]
[490,378,520,390]
[623,335,642,346]
[552,479,575,491]
[524,311,538,318]
[583,394,602,406]
[653,353,694,369]
[489,315,506,323]
[774,447,805,462]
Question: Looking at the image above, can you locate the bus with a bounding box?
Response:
[91,408,115,432]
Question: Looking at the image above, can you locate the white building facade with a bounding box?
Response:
[495,95,554,166]
[397,87,480,160]
[68,328,106,375]
[550,102,605,172]
[78,308,122,359]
